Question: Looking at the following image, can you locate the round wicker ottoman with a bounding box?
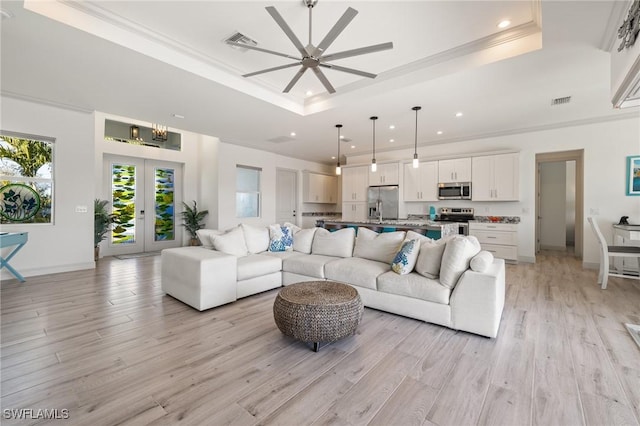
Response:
[273,281,363,352]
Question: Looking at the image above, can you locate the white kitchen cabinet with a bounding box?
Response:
[472,153,519,201]
[341,202,367,222]
[469,221,518,262]
[438,158,471,183]
[403,161,438,201]
[369,162,399,186]
[303,172,337,203]
[342,166,368,202]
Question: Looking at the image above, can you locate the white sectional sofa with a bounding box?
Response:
[161,223,506,338]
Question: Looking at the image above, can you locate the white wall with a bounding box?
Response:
[566,160,576,244]
[539,162,567,250]
[345,116,640,266]
[1,96,95,278]
[215,142,334,230]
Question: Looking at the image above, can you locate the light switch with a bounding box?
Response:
[75,205,88,213]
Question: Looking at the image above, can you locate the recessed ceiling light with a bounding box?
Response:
[389,139,395,143]
[340,135,344,139]
[455,112,463,117]
[331,156,336,159]
[290,132,296,137]
[351,145,355,149]
[306,90,313,96]
[437,131,443,135]
[172,113,185,119]
[389,125,395,130]
[498,20,511,29]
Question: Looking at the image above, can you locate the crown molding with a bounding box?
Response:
[600,0,632,52]
[1,90,94,114]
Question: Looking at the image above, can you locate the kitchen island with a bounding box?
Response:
[317,219,459,240]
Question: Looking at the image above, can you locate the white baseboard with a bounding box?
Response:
[1,262,95,281]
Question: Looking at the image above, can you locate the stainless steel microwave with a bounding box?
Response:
[438,182,471,200]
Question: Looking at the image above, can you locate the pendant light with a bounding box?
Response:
[370,116,378,172]
[412,106,421,168]
[335,124,342,176]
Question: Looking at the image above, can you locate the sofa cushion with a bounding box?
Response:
[241,224,269,254]
[391,239,421,275]
[213,226,248,257]
[325,257,390,290]
[284,222,318,254]
[439,236,481,289]
[353,228,406,264]
[196,229,222,249]
[470,250,494,273]
[236,254,282,281]
[261,251,304,261]
[268,224,293,252]
[311,228,355,258]
[415,238,447,279]
[282,254,339,279]
[377,271,451,304]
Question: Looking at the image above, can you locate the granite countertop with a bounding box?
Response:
[472,216,520,224]
[301,212,342,217]
[320,219,454,228]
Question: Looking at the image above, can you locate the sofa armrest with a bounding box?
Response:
[161,247,238,311]
[449,258,505,338]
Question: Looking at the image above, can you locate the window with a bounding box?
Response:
[236,165,261,218]
[0,131,54,224]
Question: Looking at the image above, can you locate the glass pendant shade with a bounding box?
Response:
[371,159,377,172]
[335,124,342,176]
[370,116,378,173]
[413,154,419,168]
[412,106,421,168]
[336,164,342,175]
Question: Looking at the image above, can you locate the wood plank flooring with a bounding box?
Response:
[1,251,639,425]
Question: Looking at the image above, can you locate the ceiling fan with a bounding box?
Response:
[227,0,393,94]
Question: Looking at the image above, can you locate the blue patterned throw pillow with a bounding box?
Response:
[268,225,293,252]
[391,239,421,275]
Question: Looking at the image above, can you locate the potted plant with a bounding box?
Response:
[181,201,209,246]
[94,199,116,261]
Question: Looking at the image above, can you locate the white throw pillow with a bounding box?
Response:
[470,250,494,273]
[353,228,406,264]
[405,230,433,243]
[391,239,421,275]
[241,223,269,254]
[213,226,248,257]
[415,238,448,279]
[284,222,302,234]
[284,222,317,254]
[268,224,293,252]
[196,229,222,249]
[439,236,481,289]
[311,228,355,258]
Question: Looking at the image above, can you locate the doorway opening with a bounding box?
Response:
[535,150,584,258]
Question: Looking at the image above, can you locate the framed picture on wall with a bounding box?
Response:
[627,155,640,196]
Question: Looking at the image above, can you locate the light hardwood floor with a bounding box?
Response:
[1,252,639,425]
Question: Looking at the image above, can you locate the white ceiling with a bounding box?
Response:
[1,0,637,164]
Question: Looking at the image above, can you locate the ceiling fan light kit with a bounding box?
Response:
[228,0,393,94]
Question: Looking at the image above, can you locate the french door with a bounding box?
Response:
[102,155,183,256]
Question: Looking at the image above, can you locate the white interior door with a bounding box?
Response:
[102,155,183,256]
[276,168,297,225]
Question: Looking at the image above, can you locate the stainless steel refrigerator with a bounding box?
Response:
[367,185,399,221]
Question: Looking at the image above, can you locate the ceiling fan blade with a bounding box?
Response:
[316,7,358,54]
[321,42,393,62]
[283,66,308,93]
[266,6,308,57]
[311,67,336,94]
[226,41,301,61]
[319,63,377,79]
[243,63,302,78]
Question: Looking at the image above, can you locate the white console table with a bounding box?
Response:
[612,224,640,275]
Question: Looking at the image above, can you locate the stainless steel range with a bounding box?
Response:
[434,207,474,235]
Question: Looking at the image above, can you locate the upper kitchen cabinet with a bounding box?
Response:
[369,162,399,186]
[472,153,519,201]
[403,161,439,201]
[303,172,337,204]
[438,158,471,183]
[342,166,368,202]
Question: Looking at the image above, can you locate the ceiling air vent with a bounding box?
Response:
[266,136,296,144]
[551,96,571,106]
[224,32,257,51]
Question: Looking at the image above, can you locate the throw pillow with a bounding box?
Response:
[196,229,222,249]
[284,222,302,234]
[405,230,433,243]
[268,224,293,252]
[241,223,270,254]
[439,235,481,289]
[311,227,355,258]
[415,238,448,279]
[213,226,248,257]
[470,250,494,273]
[391,239,421,275]
[353,228,406,264]
[284,224,317,254]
